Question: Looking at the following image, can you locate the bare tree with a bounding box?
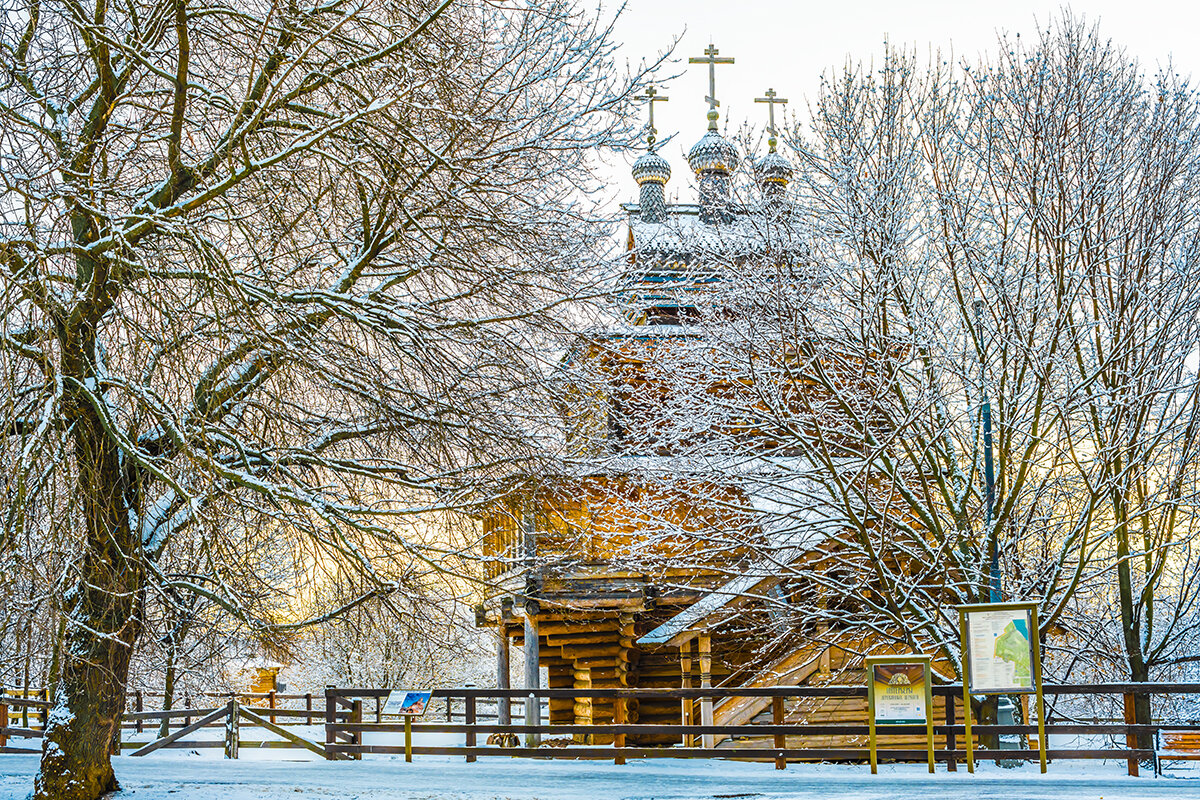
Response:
[580,18,1200,736]
[0,0,653,795]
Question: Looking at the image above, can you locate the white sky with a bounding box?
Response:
[600,0,1200,206]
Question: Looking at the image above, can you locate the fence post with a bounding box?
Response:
[324,687,336,761]
[306,693,313,726]
[945,691,957,772]
[40,688,49,729]
[135,691,144,733]
[698,633,714,749]
[614,696,626,765]
[446,695,453,722]
[1123,691,1139,777]
[20,687,27,730]
[465,694,477,763]
[268,690,276,725]
[375,695,382,723]
[224,699,239,760]
[351,700,363,761]
[1,702,8,748]
[680,639,693,748]
[184,693,191,728]
[772,695,786,770]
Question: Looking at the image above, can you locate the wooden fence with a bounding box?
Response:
[324,682,1200,776]
[1,695,329,758]
[4,682,1200,777]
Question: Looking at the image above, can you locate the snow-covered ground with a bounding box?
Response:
[1,751,1197,800]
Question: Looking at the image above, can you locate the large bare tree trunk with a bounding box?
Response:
[35,356,144,800]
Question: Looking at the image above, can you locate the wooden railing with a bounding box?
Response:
[5,682,1199,777]
[1,696,330,758]
[324,682,1200,776]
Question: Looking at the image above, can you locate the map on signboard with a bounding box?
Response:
[966,608,1034,693]
[382,689,432,717]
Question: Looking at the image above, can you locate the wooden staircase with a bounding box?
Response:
[710,643,829,744]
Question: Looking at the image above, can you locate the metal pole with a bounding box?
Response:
[975,299,1001,603]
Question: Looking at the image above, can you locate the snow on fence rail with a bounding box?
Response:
[4,682,1200,777]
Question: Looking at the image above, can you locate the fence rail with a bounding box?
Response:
[3,682,1199,777]
[320,682,1200,776]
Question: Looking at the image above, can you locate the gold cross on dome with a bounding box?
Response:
[688,43,734,130]
[633,85,669,148]
[754,88,788,152]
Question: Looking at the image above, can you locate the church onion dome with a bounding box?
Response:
[687,129,739,175]
[631,150,671,185]
[755,150,793,184]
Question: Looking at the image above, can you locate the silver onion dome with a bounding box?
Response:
[755,149,793,185]
[687,129,739,175]
[631,150,671,185]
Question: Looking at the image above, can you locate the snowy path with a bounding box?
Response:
[2,754,1198,800]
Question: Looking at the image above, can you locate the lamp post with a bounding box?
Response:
[975,300,1001,603]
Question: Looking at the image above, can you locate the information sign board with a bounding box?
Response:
[871,661,929,725]
[963,606,1035,693]
[382,689,432,717]
[864,653,935,774]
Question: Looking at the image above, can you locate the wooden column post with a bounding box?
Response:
[351,700,363,761]
[497,629,511,726]
[614,696,627,765]
[680,639,693,747]
[699,632,714,749]
[323,687,336,761]
[524,611,541,748]
[465,694,477,763]
[1123,691,1139,777]
[268,690,276,725]
[945,691,957,772]
[404,715,413,763]
[772,695,786,770]
[224,699,239,759]
[0,702,8,749]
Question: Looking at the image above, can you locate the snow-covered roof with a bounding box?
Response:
[628,210,806,265]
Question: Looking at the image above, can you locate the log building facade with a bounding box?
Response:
[477,49,958,751]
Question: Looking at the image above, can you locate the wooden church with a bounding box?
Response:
[476,46,957,753]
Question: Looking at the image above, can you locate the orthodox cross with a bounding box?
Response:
[688,44,734,130]
[634,85,669,149]
[754,88,788,152]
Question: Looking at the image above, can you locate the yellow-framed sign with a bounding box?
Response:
[865,654,935,774]
[957,601,1047,774]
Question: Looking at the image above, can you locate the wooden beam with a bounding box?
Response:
[524,614,541,748]
[131,705,229,757]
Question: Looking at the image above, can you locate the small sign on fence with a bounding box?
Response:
[382,690,432,717]
[381,689,433,763]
